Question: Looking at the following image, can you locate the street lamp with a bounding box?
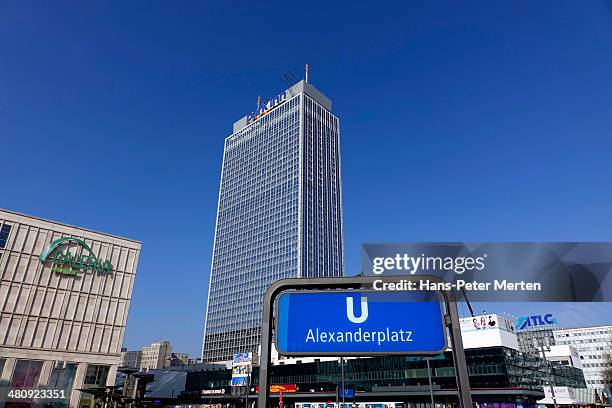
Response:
[244,364,252,408]
[337,357,347,408]
[425,357,435,408]
[534,339,557,408]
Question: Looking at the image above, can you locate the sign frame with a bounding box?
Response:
[257,275,472,408]
[274,288,448,356]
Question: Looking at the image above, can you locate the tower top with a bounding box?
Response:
[305,64,309,82]
[233,80,332,133]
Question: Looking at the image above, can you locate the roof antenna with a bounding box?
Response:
[305,64,309,82]
[257,95,261,109]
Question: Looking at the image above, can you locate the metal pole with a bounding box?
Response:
[245,364,251,408]
[336,384,339,407]
[426,357,435,408]
[446,299,473,408]
[257,280,277,408]
[539,342,557,408]
[341,357,346,408]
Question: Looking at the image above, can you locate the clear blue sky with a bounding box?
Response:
[2,1,611,357]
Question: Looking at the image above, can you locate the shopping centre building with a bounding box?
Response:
[0,209,141,408]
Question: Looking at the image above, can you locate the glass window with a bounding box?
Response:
[10,359,43,388]
[83,364,109,386]
[48,362,78,403]
[0,224,12,248]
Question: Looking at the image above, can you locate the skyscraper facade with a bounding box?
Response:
[202,80,344,362]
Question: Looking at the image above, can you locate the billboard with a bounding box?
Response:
[232,352,252,365]
[254,384,297,393]
[459,314,515,333]
[231,352,252,386]
[459,314,519,350]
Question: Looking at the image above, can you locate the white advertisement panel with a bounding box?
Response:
[460,314,519,350]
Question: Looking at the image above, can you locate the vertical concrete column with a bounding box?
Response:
[0,358,17,405]
[106,364,118,386]
[38,360,54,388]
[69,362,87,408]
[0,357,16,384]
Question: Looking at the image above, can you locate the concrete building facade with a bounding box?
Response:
[119,349,142,369]
[0,209,141,408]
[140,340,172,369]
[517,328,557,354]
[202,80,344,362]
[166,352,190,367]
[542,345,583,369]
[553,325,612,390]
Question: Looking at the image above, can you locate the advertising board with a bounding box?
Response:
[231,352,252,386]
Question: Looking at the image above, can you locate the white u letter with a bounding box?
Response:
[346,296,368,323]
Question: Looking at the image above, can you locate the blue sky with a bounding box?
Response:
[1,1,611,357]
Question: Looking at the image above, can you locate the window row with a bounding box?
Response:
[0,314,124,354]
[0,283,130,325]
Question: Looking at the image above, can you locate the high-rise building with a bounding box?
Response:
[553,325,612,390]
[140,340,172,369]
[202,80,344,362]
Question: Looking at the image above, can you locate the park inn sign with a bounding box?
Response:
[39,237,112,276]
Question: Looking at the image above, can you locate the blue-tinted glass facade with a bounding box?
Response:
[301,96,343,277]
[203,84,344,362]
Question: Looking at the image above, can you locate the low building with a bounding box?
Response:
[173,346,586,407]
[541,345,582,369]
[517,328,557,355]
[0,209,142,408]
[166,352,190,367]
[120,349,142,369]
[140,340,172,369]
[553,325,612,390]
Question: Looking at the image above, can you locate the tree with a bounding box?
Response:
[603,334,612,388]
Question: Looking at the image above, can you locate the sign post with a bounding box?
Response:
[258,276,472,408]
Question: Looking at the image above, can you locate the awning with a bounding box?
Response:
[537,397,581,405]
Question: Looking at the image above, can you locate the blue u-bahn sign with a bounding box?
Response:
[275,290,447,355]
